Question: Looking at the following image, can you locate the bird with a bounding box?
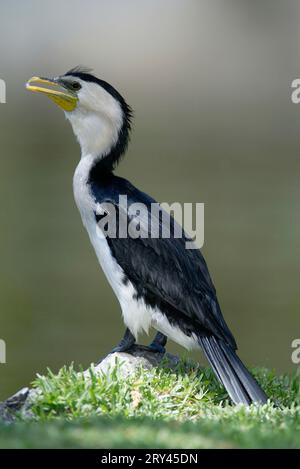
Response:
[26,66,268,405]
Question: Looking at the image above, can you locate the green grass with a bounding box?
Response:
[0,359,299,448]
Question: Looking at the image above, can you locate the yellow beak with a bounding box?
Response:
[26,76,78,112]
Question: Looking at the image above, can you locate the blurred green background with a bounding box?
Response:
[0,0,300,400]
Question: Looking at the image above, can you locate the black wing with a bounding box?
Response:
[91,175,237,350]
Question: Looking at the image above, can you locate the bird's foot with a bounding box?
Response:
[147,331,167,354]
[147,342,166,354]
[97,328,136,364]
[97,330,168,364]
[109,343,135,354]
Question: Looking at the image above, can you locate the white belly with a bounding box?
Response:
[73,157,152,339]
[73,157,199,349]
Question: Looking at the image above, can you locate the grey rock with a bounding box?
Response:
[88,346,179,379]
[0,387,30,423]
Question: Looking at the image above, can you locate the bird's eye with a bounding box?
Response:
[71,82,81,90]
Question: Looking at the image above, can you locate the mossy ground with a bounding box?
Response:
[0,359,299,448]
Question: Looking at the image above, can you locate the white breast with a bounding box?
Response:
[73,155,152,339]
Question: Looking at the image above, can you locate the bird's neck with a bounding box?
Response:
[67,110,130,174]
[69,111,120,161]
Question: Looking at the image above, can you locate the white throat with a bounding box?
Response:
[66,109,123,160]
[64,80,124,160]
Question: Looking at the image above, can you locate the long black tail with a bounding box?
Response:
[198,335,268,405]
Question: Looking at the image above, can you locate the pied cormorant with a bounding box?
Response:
[26,67,267,405]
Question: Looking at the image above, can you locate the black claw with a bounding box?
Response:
[98,329,168,364]
[148,331,168,354]
[97,328,136,363]
[109,328,136,354]
[147,342,166,354]
[109,343,134,354]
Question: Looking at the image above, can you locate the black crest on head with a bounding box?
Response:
[65,65,93,75]
[64,66,133,173]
